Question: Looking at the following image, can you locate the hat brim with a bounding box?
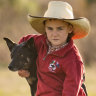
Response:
[27,15,90,39]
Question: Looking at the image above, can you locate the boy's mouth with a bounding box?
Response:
[52,39,59,41]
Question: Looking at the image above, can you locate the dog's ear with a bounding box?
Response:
[25,37,35,49]
[3,37,17,52]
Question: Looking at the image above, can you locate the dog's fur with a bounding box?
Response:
[4,37,37,96]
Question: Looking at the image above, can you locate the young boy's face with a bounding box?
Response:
[45,19,72,46]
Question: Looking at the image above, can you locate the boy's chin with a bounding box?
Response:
[51,42,60,46]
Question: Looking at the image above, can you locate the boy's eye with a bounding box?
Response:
[47,27,53,30]
[57,27,63,30]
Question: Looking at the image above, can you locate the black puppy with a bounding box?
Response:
[4,37,37,96]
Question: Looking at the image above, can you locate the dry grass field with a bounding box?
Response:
[0,68,31,96]
[85,65,96,96]
[0,66,96,96]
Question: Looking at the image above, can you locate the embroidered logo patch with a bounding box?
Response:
[48,60,60,72]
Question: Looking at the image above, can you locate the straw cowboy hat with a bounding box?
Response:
[27,1,91,39]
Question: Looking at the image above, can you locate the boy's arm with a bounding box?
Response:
[18,34,43,53]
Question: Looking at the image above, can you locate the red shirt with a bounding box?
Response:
[19,34,86,96]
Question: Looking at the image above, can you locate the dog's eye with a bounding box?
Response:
[21,54,24,57]
[19,53,23,57]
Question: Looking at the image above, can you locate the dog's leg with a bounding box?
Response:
[81,83,88,96]
[26,77,37,96]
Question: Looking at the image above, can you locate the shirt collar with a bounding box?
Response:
[41,35,74,57]
[46,39,68,54]
[50,39,74,57]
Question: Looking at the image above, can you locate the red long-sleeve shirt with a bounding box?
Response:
[19,34,86,96]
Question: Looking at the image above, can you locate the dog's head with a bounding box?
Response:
[4,37,37,71]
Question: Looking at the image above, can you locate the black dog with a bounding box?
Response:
[4,37,37,96]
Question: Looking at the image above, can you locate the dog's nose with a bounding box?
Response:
[8,65,13,70]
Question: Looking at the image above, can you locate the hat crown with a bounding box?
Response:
[44,1,74,19]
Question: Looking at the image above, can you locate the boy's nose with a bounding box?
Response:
[52,30,58,36]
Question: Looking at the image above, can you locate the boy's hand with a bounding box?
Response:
[18,70,30,78]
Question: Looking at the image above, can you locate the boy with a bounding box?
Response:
[18,1,90,96]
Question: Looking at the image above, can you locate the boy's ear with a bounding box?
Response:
[68,24,73,33]
[24,37,35,49]
[3,37,17,52]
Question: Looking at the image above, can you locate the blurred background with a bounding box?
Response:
[0,0,96,96]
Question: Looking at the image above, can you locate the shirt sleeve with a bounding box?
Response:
[62,56,84,96]
[18,34,43,53]
[18,34,39,44]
